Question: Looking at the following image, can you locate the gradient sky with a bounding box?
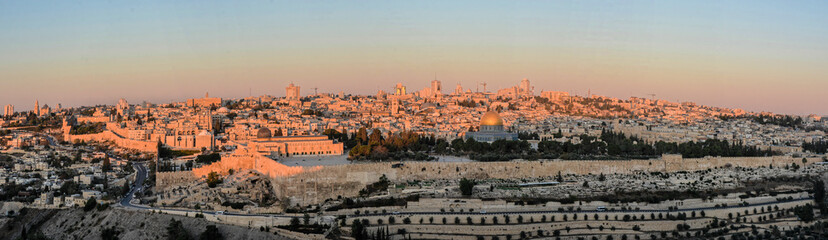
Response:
[1,1,827,115]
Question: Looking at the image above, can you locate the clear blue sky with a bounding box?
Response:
[1,1,827,115]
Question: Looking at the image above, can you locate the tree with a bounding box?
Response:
[794,205,815,222]
[83,197,97,212]
[351,219,368,239]
[166,219,192,240]
[598,173,606,181]
[206,171,222,188]
[199,225,223,240]
[356,127,369,144]
[122,180,131,196]
[290,217,300,229]
[102,157,111,172]
[102,226,120,240]
[815,180,825,207]
[369,129,383,145]
[459,178,476,196]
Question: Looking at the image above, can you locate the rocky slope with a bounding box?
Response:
[0,207,297,240]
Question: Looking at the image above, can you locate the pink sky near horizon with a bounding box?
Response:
[3,43,825,116]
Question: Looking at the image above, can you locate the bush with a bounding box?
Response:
[206,171,222,188]
[460,178,476,196]
[195,153,221,165]
[166,219,191,240]
[199,225,223,240]
[83,197,97,212]
[101,226,120,240]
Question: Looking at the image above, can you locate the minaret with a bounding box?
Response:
[35,99,40,116]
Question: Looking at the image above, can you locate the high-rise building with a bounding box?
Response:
[520,78,533,96]
[394,83,406,95]
[286,83,301,100]
[431,79,442,96]
[455,83,463,95]
[3,104,13,117]
[34,100,40,116]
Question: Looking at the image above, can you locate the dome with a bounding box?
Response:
[256,127,272,138]
[216,107,229,113]
[480,111,503,126]
[198,130,212,136]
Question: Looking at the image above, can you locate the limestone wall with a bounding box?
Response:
[192,151,314,179]
[272,155,813,206]
[156,171,197,191]
[65,130,157,153]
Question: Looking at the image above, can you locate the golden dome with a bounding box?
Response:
[480,111,504,126]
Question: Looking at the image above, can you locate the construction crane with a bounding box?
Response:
[481,82,487,93]
[647,93,656,100]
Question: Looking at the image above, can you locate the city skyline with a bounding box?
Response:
[2,1,827,115]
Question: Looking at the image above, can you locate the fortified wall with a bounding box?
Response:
[191,148,316,178]
[156,171,197,191]
[64,130,157,153]
[272,155,817,206]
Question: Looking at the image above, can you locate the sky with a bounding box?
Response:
[1,1,827,115]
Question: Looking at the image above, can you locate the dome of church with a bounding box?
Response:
[198,130,212,136]
[480,111,504,126]
[216,107,229,113]
[256,127,272,138]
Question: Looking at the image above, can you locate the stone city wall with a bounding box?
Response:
[192,151,315,179]
[272,155,815,206]
[156,171,197,191]
[65,130,158,153]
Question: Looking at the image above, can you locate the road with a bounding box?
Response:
[120,161,148,207]
[118,162,297,219]
[116,162,813,226]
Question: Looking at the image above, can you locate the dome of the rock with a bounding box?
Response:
[480,111,504,126]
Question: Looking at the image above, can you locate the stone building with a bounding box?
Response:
[186,92,222,108]
[286,83,301,100]
[250,128,343,157]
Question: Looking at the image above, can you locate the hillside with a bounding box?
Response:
[0,207,297,240]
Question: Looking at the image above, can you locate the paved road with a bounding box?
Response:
[118,162,296,219]
[120,162,148,207]
[117,162,813,223]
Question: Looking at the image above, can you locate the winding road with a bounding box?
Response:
[116,162,815,228]
[118,162,297,219]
